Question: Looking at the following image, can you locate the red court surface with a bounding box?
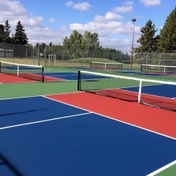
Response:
[0,73,63,84]
[47,92,176,139]
[0,74,34,84]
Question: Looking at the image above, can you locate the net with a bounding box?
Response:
[141,64,176,74]
[0,61,44,82]
[78,70,176,111]
[90,61,123,70]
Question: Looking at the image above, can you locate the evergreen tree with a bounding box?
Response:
[0,24,4,43]
[136,20,159,52]
[82,31,100,50]
[158,7,176,52]
[3,20,11,43]
[14,21,28,45]
[66,30,82,50]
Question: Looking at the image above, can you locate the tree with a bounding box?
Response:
[3,20,11,43]
[62,30,102,58]
[81,31,100,50]
[158,7,176,53]
[63,30,82,50]
[14,21,28,45]
[0,24,4,43]
[136,20,159,52]
[63,36,70,48]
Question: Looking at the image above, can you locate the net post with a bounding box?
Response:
[138,80,142,103]
[17,65,19,76]
[0,61,1,73]
[42,66,45,83]
[164,66,166,73]
[140,64,143,72]
[77,70,81,91]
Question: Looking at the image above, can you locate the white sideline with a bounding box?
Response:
[146,160,176,176]
[0,112,92,131]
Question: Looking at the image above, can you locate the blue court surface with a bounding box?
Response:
[0,96,175,176]
[123,84,176,98]
[45,72,77,80]
[45,72,108,80]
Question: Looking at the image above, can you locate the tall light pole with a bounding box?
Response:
[130,18,136,69]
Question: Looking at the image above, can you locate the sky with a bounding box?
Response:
[0,0,175,53]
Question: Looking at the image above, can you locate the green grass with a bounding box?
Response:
[0,81,77,99]
[1,57,130,68]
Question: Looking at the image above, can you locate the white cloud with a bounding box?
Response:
[24,16,44,27]
[49,18,55,23]
[70,18,141,52]
[65,1,74,7]
[65,1,92,11]
[68,0,141,52]
[0,0,67,45]
[94,12,123,22]
[0,0,43,29]
[114,5,133,13]
[0,0,27,23]
[105,12,123,20]
[101,38,132,53]
[140,0,161,6]
[0,0,26,16]
[94,15,105,23]
[123,1,134,6]
[0,0,138,52]
[70,21,133,36]
[27,27,64,45]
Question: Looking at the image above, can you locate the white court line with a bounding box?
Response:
[0,112,92,131]
[146,160,176,176]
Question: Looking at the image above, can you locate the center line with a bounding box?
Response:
[0,112,92,131]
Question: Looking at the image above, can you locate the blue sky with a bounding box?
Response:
[0,0,175,52]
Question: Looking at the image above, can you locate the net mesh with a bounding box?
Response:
[141,64,176,74]
[90,61,123,70]
[0,61,44,82]
[78,70,176,111]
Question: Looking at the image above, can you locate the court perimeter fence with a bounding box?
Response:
[134,52,176,66]
[0,43,176,68]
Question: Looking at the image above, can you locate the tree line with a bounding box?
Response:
[0,7,175,62]
[36,32,129,63]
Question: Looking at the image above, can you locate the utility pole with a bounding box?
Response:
[130,18,136,69]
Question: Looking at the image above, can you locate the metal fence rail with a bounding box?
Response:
[134,52,176,66]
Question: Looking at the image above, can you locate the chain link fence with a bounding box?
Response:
[133,52,176,66]
[1,43,176,68]
[0,43,131,67]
